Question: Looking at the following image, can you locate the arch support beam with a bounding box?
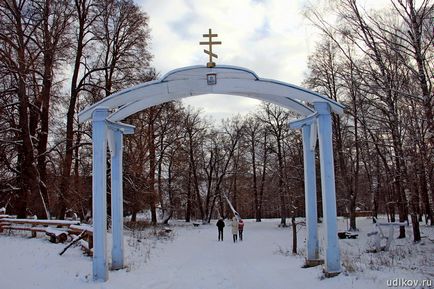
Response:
[314,102,341,276]
[108,128,124,270]
[92,108,109,281]
[302,123,320,264]
[78,65,345,124]
[107,121,134,270]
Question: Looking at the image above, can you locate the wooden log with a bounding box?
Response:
[69,224,93,234]
[64,226,94,256]
[1,218,80,227]
[59,230,87,256]
[1,226,47,232]
[338,231,347,239]
[80,240,89,251]
[31,224,39,238]
[87,234,93,253]
[79,239,93,256]
[45,228,68,243]
[0,221,9,233]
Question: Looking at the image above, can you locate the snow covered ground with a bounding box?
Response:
[0,217,433,289]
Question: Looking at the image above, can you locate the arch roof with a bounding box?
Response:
[78,65,344,123]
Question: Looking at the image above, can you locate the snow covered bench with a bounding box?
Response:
[367,221,407,252]
[0,224,69,243]
[338,231,359,239]
[0,218,80,227]
[0,218,80,242]
[0,225,47,234]
[0,218,97,257]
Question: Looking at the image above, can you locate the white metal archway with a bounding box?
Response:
[78,65,344,281]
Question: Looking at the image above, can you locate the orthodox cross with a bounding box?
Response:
[199,28,222,68]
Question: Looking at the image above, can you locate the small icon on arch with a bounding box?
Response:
[207,73,217,85]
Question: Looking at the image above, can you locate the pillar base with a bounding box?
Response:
[111,264,125,271]
[303,259,324,268]
[324,270,341,278]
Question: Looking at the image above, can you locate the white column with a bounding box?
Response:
[314,102,341,276]
[109,128,124,270]
[92,108,109,281]
[302,124,319,262]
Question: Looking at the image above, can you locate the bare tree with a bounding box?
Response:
[304,0,432,240]
[183,108,207,222]
[243,114,269,222]
[58,0,98,218]
[258,103,291,226]
[0,0,43,217]
[59,0,152,219]
[32,0,72,218]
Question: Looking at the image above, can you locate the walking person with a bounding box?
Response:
[232,216,238,243]
[238,219,244,241]
[216,218,225,241]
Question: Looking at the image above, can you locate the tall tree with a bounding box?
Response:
[33,0,71,218]
[0,0,42,217]
[59,0,152,218]
[244,115,268,222]
[258,103,290,226]
[58,0,97,218]
[305,0,432,240]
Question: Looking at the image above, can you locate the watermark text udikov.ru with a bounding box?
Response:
[387,278,432,287]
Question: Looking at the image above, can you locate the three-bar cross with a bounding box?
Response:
[200,28,222,68]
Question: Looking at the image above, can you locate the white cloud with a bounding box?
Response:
[183,94,261,124]
[135,0,385,120]
[140,0,313,79]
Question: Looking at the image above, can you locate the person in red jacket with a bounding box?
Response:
[238,219,245,241]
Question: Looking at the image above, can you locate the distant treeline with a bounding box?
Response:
[0,0,432,243]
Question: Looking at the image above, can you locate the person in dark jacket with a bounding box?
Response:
[216,218,225,241]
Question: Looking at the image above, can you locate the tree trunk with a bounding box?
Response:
[277,138,286,227]
[59,0,89,219]
[189,136,204,221]
[36,0,59,219]
[406,0,434,150]
[162,158,174,224]
[258,131,268,222]
[251,132,260,222]
[13,0,41,218]
[185,165,192,222]
[148,108,157,225]
[131,210,137,222]
[292,216,297,254]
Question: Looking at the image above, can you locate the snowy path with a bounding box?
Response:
[1,219,431,289]
[136,222,306,289]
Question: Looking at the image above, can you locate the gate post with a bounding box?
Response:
[92,108,109,281]
[108,128,124,270]
[314,102,341,276]
[107,121,134,271]
[302,123,320,264]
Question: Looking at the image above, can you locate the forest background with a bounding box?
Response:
[0,0,432,243]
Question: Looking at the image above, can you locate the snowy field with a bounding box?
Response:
[0,217,433,289]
